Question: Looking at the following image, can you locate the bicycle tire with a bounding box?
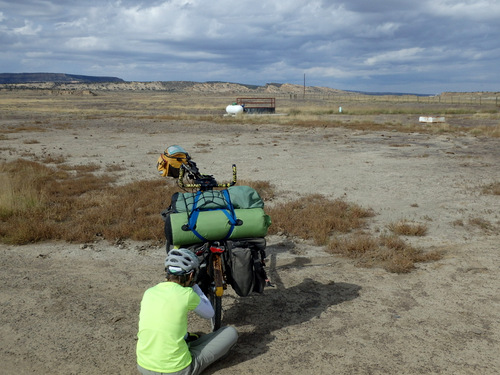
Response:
[208,291,222,331]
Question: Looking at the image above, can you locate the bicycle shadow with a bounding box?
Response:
[205,252,361,373]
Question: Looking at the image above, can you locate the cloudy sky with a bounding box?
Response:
[1,0,499,94]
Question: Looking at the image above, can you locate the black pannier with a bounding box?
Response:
[224,238,268,297]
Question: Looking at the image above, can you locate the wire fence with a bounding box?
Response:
[270,93,500,107]
[2,85,498,108]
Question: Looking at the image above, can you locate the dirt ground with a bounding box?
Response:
[1,112,499,374]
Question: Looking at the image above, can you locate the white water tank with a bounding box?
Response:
[226,104,244,115]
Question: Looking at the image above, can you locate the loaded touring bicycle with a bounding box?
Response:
[157,145,272,330]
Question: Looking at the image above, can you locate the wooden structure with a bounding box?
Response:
[236,98,275,114]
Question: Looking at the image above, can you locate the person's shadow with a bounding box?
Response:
[204,252,361,373]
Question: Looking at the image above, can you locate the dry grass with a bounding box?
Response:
[327,233,442,273]
[468,217,494,231]
[40,155,67,164]
[105,163,128,172]
[482,181,500,195]
[266,193,439,272]
[285,105,478,116]
[219,113,499,137]
[1,90,498,137]
[266,194,375,245]
[0,161,368,245]
[469,125,500,137]
[0,160,277,245]
[387,220,428,236]
[452,217,496,233]
[22,139,40,144]
[0,158,442,273]
[0,125,47,133]
[0,159,174,244]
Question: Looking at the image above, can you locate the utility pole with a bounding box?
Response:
[303,73,305,99]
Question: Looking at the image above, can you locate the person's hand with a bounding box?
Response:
[185,332,200,343]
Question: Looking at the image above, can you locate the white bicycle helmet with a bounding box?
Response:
[165,248,199,275]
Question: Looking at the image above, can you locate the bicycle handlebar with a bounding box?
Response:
[178,164,237,190]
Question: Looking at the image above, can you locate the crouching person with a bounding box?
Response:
[137,248,238,375]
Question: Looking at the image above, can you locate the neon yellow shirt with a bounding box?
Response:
[137,282,201,373]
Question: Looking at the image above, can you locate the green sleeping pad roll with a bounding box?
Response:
[165,208,271,246]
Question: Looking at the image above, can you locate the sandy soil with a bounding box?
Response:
[1,115,499,374]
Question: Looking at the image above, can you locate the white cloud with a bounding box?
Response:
[426,0,500,20]
[364,47,426,66]
[306,65,355,79]
[356,22,401,38]
[55,17,89,30]
[65,36,109,51]
[13,20,42,35]
[25,51,53,58]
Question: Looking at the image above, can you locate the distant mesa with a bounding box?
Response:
[0,73,124,84]
[0,74,350,95]
[6,73,479,97]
